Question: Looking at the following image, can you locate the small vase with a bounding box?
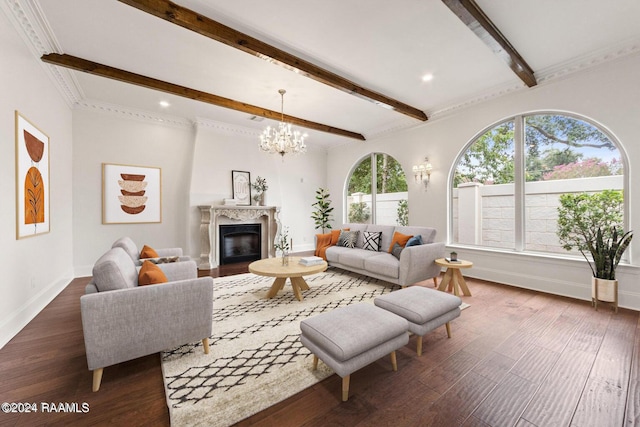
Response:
[259,192,265,206]
[281,251,289,266]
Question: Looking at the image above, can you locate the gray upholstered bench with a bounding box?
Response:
[300,303,409,401]
[374,286,461,356]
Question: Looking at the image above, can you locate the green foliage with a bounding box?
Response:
[311,188,334,233]
[349,154,407,195]
[397,199,408,226]
[348,202,370,223]
[274,226,291,254]
[556,190,632,278]
[454,115,618,187]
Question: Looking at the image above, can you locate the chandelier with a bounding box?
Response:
[259,89,307,157]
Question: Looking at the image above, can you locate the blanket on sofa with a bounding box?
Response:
[315,229,347,260]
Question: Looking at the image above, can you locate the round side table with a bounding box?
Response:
[435,258,473,296]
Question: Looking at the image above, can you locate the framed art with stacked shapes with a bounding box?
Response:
[102,163,162,224]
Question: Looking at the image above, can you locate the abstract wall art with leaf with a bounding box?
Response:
[102,163,161,224]
[15,111,50,239]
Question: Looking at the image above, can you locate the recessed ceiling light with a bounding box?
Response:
[422,74,434,82]
[159,100,170,108]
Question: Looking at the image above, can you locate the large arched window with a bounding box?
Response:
[346,153,408,225]
[451,113,627,255]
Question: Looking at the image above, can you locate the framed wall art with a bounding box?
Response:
[232,170,251,206]
[102,163,162,224]
[15,111,50,239]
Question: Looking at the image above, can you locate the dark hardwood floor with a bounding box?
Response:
[1,260,638,426]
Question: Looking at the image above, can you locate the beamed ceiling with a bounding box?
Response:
[5,0,640,149]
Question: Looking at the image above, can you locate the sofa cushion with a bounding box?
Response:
[362,231,382,251]
[364,224,395,252]
[138,260,168,285]
[92,247,138,292]
[365,253,400,279]
[339,249,381,269]
[388,231,413,253]
[140,244,159,259]
[325,246,352,263]
[339,224,368,247]
[337,230,359,248]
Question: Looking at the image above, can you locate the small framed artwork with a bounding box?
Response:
[15,111,50,239]
[232,170,251,206]
[102,163,162,224]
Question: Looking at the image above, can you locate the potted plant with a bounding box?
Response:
[275,226,291,265]
[557,190,633,311]
[311,188,334,233]
[252,176,268,206]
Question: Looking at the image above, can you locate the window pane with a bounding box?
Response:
[376,153,408,225]
[453,121,515,249]
[523,115,623,253]
[347,157,372,224]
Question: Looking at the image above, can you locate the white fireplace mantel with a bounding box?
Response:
[198,205,281,270]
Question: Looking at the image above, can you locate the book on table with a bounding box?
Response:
[445,258,461,263]
[299,256,324,266]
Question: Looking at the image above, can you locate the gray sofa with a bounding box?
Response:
[325,224,444,287]
[81,246,213,391]
[111,236,191,265]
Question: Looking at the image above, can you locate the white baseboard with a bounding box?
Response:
[0,271,74,349]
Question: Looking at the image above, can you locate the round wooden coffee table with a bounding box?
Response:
[249,257,328,301]
[435,258,473,296]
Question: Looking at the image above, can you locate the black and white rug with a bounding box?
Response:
[161,268,401,427]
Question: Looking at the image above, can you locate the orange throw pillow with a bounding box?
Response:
[388,231,413,253]
[140,244,159,259]
[138,260,168,286]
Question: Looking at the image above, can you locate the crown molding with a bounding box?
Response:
[2,0,84,106]
[74,99,193,128]
[193,117,261,138]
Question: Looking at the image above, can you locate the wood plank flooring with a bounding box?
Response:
[0,261,638,426]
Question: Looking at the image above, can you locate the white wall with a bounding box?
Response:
[72,109,195,275]
[189,123,327,257]
[0,11,74,348]
[327,54,640,310]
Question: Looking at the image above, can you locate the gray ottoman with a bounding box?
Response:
[300,303,409,401]
[375,286,461,356]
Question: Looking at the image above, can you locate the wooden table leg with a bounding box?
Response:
[290,276,309,301]
[438,269,453,292]
[455,269,472,296]
[267,277,287,298]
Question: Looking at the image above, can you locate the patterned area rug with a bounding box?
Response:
[161,267,400,427]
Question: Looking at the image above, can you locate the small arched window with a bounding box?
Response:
[346,153,408,225]
[451,113,627,255]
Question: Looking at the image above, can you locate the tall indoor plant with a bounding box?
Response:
[557,190,633,310]
[311,188,334,233]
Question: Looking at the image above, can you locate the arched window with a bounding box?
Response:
[346,153,408,225]
[451,113,627,255]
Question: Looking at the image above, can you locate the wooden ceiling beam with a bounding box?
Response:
[41,53,366,141]
[117,0,428,122]
[442,0,537,87]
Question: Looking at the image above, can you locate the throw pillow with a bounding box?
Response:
[406,235,423,247]
[140,244,159,259]
[362,231,382,251]
[388,231,413,253]
[330,228,350,245]
[391,242,404,260]
[337,230,359,248]
[138,260,168,286]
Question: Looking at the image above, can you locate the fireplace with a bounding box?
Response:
[219,223,262,265]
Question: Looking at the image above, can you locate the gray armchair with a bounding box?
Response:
[111,236,191,265]
[81,247,213,391]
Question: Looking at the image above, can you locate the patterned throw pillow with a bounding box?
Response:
[337,230,359,248]
[362,231,382,251]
